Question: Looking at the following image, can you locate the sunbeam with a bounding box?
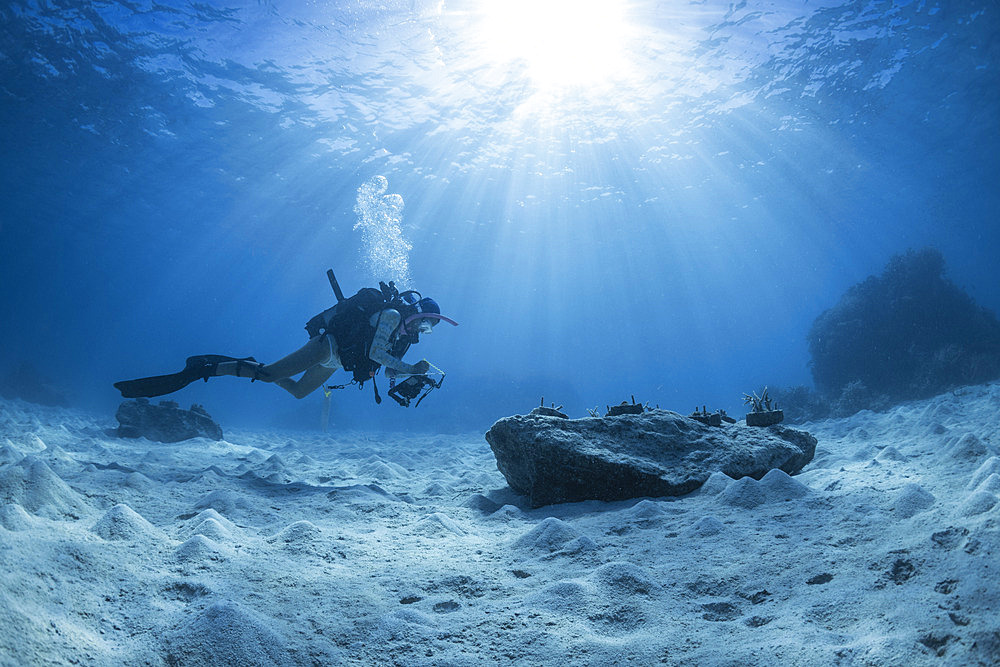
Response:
[475,0,636,90]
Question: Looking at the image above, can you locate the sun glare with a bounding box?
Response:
[478,0,634,89]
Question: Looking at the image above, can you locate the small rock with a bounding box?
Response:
[116,399,223,443]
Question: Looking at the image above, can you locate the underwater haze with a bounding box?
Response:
[1,0,998,432]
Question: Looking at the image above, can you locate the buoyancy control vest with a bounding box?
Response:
[305,281,420,385]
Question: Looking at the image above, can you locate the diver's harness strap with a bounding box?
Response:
[366,307,385,405]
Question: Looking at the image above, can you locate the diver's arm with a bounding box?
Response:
[368,309,429,375]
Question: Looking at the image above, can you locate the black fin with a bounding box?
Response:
[114,355,257,398]
[113,369,202,398]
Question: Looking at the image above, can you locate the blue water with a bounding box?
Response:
[1,0,997,432]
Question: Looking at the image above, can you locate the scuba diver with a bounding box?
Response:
[114,272,457,406]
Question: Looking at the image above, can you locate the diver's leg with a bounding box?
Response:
[214,337,332,382]
[275,365,336,399]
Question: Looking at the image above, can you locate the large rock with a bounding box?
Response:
[485,410,816,507]
[116,399,223,442]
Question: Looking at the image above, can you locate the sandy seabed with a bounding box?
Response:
[1,384,999,666]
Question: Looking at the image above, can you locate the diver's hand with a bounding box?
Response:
[412,359,431,375]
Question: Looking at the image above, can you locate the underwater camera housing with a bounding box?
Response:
[388,373,443,408]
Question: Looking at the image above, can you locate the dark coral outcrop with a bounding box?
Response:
[808,248,1000,405]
